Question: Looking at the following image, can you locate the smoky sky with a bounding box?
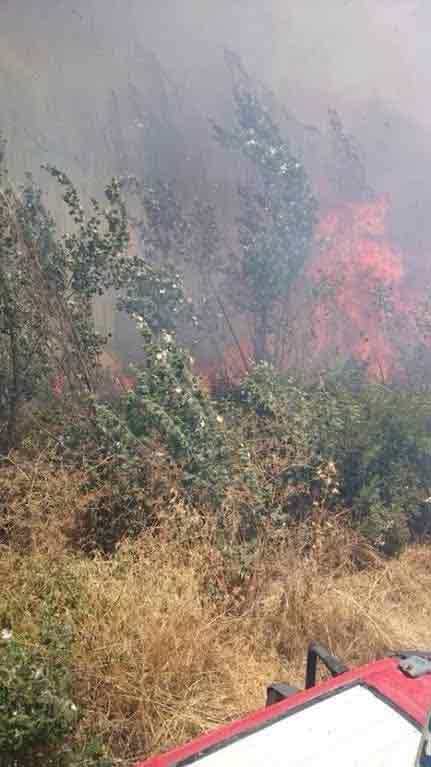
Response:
[2,0,431,261]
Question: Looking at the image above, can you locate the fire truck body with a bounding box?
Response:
[136,644,431,767]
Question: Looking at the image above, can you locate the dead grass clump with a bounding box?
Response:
[0,453,94,555]
[64,524,431,761]
[69,535,283,761]
[2,480,431,765]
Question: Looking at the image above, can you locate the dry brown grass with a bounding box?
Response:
[1,461,431,764]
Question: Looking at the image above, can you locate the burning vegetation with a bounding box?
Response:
[310,197,405,381]
[1,37,431,767]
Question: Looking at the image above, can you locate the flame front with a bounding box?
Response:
[309,196,413,381]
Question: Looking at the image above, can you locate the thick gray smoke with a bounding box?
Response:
[2,1,431,269]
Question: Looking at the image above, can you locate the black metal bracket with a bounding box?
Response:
[305,641,349,689]
[266,682,300,706]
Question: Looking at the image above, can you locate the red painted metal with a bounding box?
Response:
[135,656,431,766]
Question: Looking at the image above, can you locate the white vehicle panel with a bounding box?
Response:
[184,685,420,767]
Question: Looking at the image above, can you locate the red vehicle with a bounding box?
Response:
[137,643,431,767]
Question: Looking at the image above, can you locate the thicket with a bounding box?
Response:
[1,65,431,764]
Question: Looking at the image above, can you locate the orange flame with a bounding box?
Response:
[309,196,410,380]
[196,195,426,387]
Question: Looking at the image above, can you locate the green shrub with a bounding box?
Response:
[321,382,431,551]
[227,364,431,554]
[59,330,231,553]
[358,495,410,557]
[0,621,112,767]
[0,627,76,765]
[127,331,230,504]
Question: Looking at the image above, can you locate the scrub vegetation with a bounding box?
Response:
[1,64,431,765]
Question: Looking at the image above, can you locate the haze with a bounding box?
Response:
[1,0,431,258]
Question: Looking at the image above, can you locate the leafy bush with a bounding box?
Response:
[0,628,76,765]
[57,326,232,553]
[226,363,431,554]
[315,380,431,554]
[127,330,230,504]
[212,53,317,365]
[56,401,154,553]
[0,148,130,453]
[0,624,111,767]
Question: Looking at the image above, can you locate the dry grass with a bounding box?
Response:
[1,461,431,764]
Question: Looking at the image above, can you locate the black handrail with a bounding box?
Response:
[305,641,349,689]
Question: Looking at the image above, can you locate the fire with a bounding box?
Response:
[196,195,424,387]
[309,196,410,380]
[194,339,253,389]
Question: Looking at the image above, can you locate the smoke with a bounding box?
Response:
[0,5,428,160]
[1,4,429,145]
[2,0,431,360]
